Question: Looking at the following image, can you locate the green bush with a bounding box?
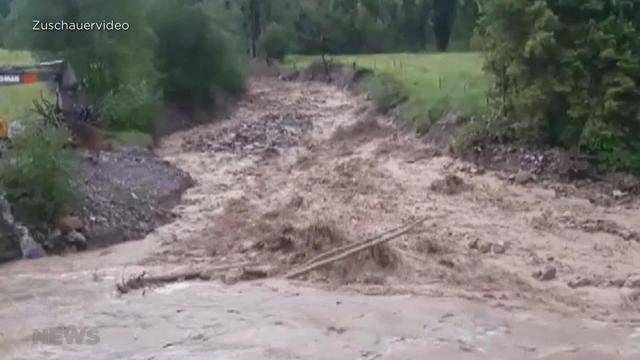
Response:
[150,0,245,106]
[260,23,291,61]
[478,0,640,172]
[360,74,408,113]
[0,120,78,224]
[100,82,161,134]
[4,0,158,100]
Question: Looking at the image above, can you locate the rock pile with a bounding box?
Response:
[78,150,193,248]
[183,112,314,157]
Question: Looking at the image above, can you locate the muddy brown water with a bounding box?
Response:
[2,78,640,359]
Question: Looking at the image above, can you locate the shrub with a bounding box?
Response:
[478,0,640,172]
[260,23,291,62]
[4,0,158,100]
[150,0,246,106]
[0,119,78,225]
[360,74,408,113]
[99,82,161,134]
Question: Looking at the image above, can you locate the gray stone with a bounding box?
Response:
[492,243,506,254]
[65,231,87,251]
[478,242,492,254]
[0,193,45,261]
[625,275,640,288]
[534,265,557,281]
[514,170,534,185]
[612,190,625,199]
[567,277,594,289]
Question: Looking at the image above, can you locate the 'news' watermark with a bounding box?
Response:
[32,326,100,346]
[33,20,130,32]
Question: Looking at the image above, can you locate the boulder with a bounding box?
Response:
[0,193,45,262]
[534,265,557,281]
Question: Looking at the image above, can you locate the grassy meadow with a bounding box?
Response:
[285,52,490,133]
[0,49,52,121]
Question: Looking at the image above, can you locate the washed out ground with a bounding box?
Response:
[1,77,640,359]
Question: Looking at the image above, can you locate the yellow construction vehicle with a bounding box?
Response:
[0,115,7,139]
[0,60,98,145]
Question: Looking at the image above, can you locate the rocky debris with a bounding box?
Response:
[457,164,485,176]
[241,265,274,280]
[567,276,598,289]
[607,278,627,288]
[222,268,244,285]
[511,170,535,185]
[219,265,274,284]
[608,174,640,196]
[422,112,467,152]
[287,195,304,209]
[44,229,88,253]
[0,193,45,262]
[478,242,493,254]
[625,275,640,288]
[438,259,455,269]
[183,112,314,157]
[467,238,507,255]
[331,117,390,143]
[492,242,507,254]
[78,149,193,249]
[65,231,87,250]
[563,218,640,242]
[429,174,472,195]
[612,189,626,199]
[534,265,557,281]
[464,144,640,206]
[467,237,480,250]
[464,146,596,182]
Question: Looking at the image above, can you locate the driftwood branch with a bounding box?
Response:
[285,215,434,279]
[300,214,432,268]
[116,262,254,294]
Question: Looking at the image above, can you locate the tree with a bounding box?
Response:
[260,22,291,61]
[0,0,11,17]
[4,0,157,99]
[450,0,479,50]
[433,0,457,51]
[479,0,640,171]
[150,0,245,105]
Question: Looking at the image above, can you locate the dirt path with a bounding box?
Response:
[2,78,640,359]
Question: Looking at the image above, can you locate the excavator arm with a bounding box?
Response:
[0,60,79,113]
[0,60,85,140]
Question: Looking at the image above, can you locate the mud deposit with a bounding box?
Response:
[2,78,640,359]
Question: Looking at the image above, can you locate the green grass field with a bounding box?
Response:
[0,49,52,121]
[285,52,490,133]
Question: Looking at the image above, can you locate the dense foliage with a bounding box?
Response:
[478,0,640,171]
[150,0,245,106]
[260,23,292,61]
[3,0,157,100]
[0,0,247,229]
[221,0,480,55]
[0,0,247,129]
[0,118,78,225]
